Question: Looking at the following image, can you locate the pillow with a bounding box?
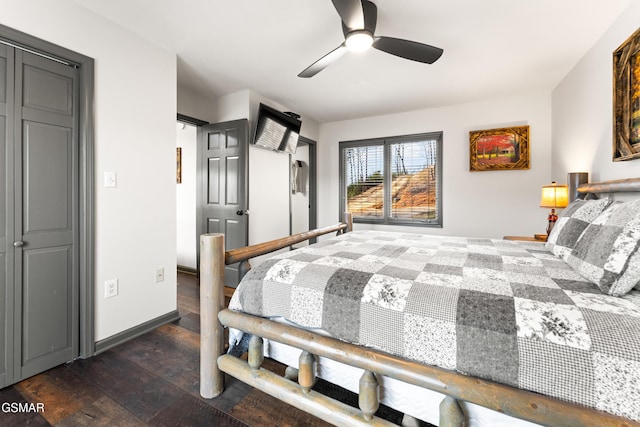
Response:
[545,198,612,259]
[566,199,640,296]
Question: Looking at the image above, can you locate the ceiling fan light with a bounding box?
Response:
[346,30,373,53]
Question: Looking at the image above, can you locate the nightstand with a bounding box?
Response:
[503,234,547,242]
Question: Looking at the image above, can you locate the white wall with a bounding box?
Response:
[552,1,640,185]
[176,123,197,269]
[177,86,215,124]
[215,90,251,124]
[0,0,177,341]
[318,93,553,239]
[248,145,291,249]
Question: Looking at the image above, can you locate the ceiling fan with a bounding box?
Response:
[298,0,444,78]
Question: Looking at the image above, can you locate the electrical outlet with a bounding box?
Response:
[105,279,118,298]
[155,268,164,283]
[104,171,117,188]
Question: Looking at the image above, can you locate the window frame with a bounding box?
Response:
[338,131,443,227]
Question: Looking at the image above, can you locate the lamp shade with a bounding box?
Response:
[540,181,569,208]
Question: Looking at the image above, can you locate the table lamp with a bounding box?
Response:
[540,181,569,235]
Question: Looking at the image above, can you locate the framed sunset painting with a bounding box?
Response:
[469,125,530,171]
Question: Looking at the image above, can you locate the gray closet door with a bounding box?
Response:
[200,119,248,287]
[0,43,12,388]
[0,47,79,387]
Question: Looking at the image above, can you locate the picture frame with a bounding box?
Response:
[176,147,182,183]
[469,125,530,171]
[613,27,640,162]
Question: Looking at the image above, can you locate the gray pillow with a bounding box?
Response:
[566,199,640,296]
[545,198,611,260]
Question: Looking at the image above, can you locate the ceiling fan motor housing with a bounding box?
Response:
[345,30,374,52]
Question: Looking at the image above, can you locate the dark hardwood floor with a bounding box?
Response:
[0,271,334,426]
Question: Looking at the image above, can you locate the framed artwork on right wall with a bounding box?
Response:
[613,27,640,162]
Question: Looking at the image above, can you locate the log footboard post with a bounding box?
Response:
[284,366,299,381]
[298,351,316,394]
[439,396,464,427]
[343,212,353,233]
[359,370,379,421]
[248,335,264,370]
[200,233,226,399]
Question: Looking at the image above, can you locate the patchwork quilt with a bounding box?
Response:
[228,230,640,421]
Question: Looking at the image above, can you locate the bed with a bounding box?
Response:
[199,177,640,427]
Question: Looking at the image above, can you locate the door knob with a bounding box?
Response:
[13,241,24,247]
[236,210,249,216]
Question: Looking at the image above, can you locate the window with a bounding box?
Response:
[339,132,442,227]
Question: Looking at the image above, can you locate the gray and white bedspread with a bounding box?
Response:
[228,230,640,420]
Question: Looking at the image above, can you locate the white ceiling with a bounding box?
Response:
[74,0,631,123]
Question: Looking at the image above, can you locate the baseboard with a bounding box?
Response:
[94,310,181,355]
[177,265,198,276]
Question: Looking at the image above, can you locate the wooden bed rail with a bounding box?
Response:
[217,309,639,427]
[226,212,353,265]
[199,214,353,399]
[577,177,640,196]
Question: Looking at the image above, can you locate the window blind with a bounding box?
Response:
[343,145,384,220]
[390,139,438,222]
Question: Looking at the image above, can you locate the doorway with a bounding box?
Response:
[176,122,198,272]
[290,137,317,246]
[176,115,209,275]
[0,25,94,389]
[177,119,318,278]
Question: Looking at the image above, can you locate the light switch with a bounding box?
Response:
[104,171,117,188]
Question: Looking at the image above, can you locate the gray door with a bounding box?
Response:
[0,46,79,387]
[199,119,249,287]
[0,43,12,388]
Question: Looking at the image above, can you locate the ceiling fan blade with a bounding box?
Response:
[342,0,377,38]
[331,0,365,31]
[298,44,348,78]
[373,36,443,64]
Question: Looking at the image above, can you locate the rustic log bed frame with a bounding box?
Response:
[200,178,640,427]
